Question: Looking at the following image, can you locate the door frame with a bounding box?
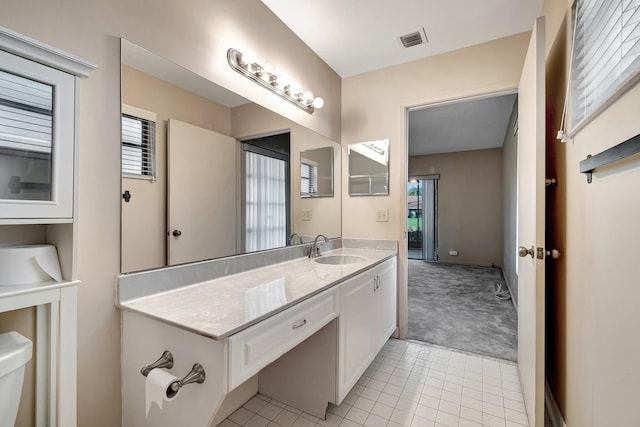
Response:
[400,88,519,340]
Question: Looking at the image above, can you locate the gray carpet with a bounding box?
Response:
[408,260,518,361]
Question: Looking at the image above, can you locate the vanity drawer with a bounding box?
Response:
[228,288,338,391]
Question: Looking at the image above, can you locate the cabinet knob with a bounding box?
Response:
[172,229,182,237]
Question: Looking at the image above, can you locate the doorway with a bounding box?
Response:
[407,177,438,261]
[406,92,519,361]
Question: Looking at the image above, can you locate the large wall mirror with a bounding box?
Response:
[120,39,341,273]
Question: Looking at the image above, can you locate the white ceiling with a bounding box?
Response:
[261,0,543,77]
[408,94,517,156]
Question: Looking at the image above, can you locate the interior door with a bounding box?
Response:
[167,119,237,265]
[517,16,545,426]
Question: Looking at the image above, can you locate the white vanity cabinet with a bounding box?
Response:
[337,257,397,402]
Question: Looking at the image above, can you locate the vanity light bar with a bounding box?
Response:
[227,48,324,114]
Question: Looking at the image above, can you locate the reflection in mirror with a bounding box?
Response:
[300,147,334,198]
[348,139,390,196]
[120,39,341,273]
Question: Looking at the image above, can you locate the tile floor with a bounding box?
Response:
[218,339,529,427]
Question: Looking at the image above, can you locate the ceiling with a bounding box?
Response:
[261,1,534,156]
[408,94,517,156]
[261,0,543,78]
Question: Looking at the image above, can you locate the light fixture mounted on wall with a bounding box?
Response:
[227,48,324,114]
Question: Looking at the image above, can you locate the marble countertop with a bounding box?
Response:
[118,248,395,340]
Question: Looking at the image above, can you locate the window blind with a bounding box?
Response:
[300,161,318,196]
[571,0,640,131]
[121,113,156,177]
[0,69,53,154]
[245,150,287,252]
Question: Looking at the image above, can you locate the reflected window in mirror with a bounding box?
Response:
[348,139,389,196]
[300,160,318,196]
[121,105,156,178]
[300,146,333,198]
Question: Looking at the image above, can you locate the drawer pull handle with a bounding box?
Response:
[292,319,307,329]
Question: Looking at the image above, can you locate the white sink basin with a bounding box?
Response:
[314,255,366,265]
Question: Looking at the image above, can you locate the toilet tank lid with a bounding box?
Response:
[0,332,32,377]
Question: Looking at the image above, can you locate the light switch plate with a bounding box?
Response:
[376,208,389,222]
[301,209,312,221]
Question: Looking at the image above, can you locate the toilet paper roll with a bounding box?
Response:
[0,245,62,286]
[145,369,181,417]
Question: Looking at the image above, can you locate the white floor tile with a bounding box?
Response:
[371,401,394,419]
[272,409,299,427]
[344,406,369,424]
[505,408,529,425]
[435,410,459,427]
[410,415,436,427]
[218,340,530,427]
[459,406,482,423]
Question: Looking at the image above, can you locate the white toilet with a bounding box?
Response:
[0,332,32,427]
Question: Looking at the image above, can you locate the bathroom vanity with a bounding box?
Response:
[117,241,397,427]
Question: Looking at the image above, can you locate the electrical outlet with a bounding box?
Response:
[301,209,312,221]
[376,208,389,222]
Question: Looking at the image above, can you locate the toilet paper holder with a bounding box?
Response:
[166,363,206,397]
[141,350,206,396]
[141,350,174,377]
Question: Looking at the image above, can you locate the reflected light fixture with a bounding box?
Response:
[227,48,324,114]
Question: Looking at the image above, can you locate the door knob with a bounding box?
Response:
[172,229,182,237]
[518,246,534,258]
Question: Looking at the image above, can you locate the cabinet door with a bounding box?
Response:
[373,257,397,353]
[0,49,75,221]
[338,269,375,402]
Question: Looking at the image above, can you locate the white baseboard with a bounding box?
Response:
[545,380,567,427]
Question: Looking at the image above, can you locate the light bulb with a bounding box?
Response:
[302,90,314,104]
[262,61,275,75]
[240,50,257,67]
[278,73,291,90]
[312,97,324,109]
[288,82,302,96]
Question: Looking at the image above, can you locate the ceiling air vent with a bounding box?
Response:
[399,28,428,48]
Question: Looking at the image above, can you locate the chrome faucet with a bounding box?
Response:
[289,233,303,245]
[309,234,328,258]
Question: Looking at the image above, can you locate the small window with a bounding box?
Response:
[121,105,156,178]
[300,160,318,197]
[571,0,640,132]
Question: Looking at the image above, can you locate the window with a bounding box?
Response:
[121,105,156,178]
[244,145,289,252]
[0,69,53,155]
[300,159,318,196]
[571,0,640,131]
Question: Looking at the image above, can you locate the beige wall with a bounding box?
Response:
[544,0,640,426]
[342,33,530,337]
[121,65,232,272]
[409,148,504,267]
[0,1,341,425]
